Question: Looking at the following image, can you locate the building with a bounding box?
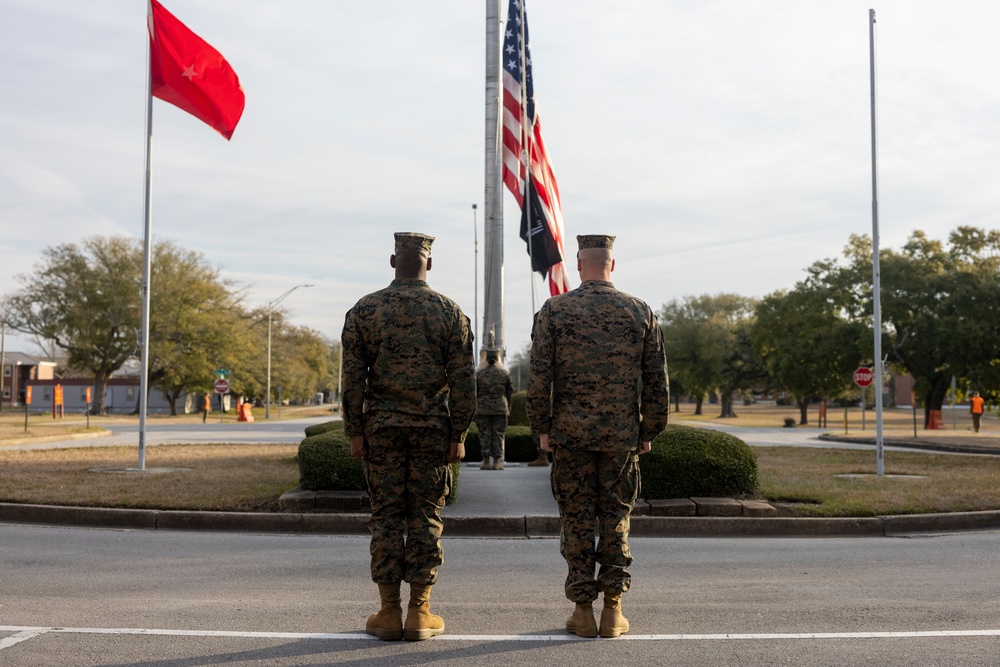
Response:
[1,352,56,408]
[24,378,206,415]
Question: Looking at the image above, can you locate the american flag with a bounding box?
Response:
[500,0,570,296]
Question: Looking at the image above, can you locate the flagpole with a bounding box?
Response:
[869,8,885,477]
[138,0,155,470]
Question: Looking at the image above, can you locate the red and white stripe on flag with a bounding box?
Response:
[500,0,569,296]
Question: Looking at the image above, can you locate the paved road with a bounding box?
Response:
[2,524,999,666]
[9,415,940,455]
[4,416,336,451]
[685,420,898,450]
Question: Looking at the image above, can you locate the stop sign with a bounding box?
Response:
[214,379,230,394]
[853,367,874,388]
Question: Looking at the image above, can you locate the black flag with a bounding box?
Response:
[519,178,563,275]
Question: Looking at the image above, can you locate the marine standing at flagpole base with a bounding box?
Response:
[341,232,476,642]
[528,234,670,638]
[475,349,514,470]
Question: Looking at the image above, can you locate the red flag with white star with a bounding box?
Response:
[148,0,245,140]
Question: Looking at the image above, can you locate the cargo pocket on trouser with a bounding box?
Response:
[610,453,640,510]
[631,452,641,507]
[443,461,454,505]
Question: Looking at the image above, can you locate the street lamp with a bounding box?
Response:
[266,283,314,420]
[472,203,478,350]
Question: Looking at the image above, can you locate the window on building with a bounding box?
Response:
[126,387,135,401]
[3,365,10,377]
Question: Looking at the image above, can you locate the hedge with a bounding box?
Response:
[298,424,461,504]
[641,424,759,499]
[462,423,537,462]
[509,391,529,426]
[303,420,344,438]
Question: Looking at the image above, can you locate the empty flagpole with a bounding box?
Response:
[869,8,885,477]
[137,0,156,470]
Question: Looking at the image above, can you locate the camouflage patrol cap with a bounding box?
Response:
[577,234,615,250]
[394,232,435,254]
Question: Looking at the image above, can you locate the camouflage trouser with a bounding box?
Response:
[364,426,451,586]
[550,448,640,603]
[475,414,507,459]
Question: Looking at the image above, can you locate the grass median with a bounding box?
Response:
[2,403,999,517]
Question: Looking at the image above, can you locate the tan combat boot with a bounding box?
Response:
[565,602,598,638]
[365,583,403,641]
[492,458,505,470]
[404,584,445,641]
[599,593,630,638]
[527,452,550,467]
[480,457,492,470]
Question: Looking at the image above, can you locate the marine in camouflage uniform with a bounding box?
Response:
[528,234,669,638]
[341,232,476,641]
[474,350,513,470]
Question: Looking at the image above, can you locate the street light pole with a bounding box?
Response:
[266,283,314,420]
[0,318,6,413]
[473,203,478,352]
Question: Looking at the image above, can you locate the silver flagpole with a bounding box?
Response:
[869,8,885,477]
[137,1,155,470]
[484,0,504,356]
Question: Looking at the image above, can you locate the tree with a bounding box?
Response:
[752,285,866,424]
[322,338,342,403]
[660,294,758,418]
[267,323,330,404]
[146,241,250,415]
[506,344,531,392]
[806,227,1000,427]
[1,235,252,415]
[2,237,140,413]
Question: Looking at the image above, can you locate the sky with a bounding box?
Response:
[3,0,1000,364]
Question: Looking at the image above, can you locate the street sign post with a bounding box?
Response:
[854,367,873,432]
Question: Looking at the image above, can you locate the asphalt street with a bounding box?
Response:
[2,524,999,666]
[3,418,1000,664]
[4,416,333,451]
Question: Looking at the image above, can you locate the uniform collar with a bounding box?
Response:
[579,279,614,289]
[391,278,428,287]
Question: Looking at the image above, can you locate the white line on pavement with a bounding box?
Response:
[0,628,51,650]
[3,625,1000,645]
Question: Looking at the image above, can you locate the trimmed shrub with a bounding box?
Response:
[298,429,363,491]
[509,391,529,426]
[462,424,537,462]
[304,420,344,438]
[298,427,461,505]
[642,424,759,499]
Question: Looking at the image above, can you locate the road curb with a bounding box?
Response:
[817,434,1000,456]
[0,429,111,448]
[3,502,1000,538]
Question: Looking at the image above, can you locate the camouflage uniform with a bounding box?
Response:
[528,235,669,604]
[474,362,513,460]
[342,233,476,586]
